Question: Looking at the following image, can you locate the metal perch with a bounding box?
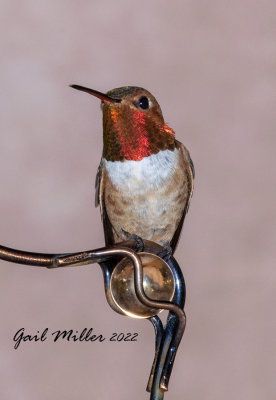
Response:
[0,239,186,400]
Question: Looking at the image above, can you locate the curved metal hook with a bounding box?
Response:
[0,241,186,399]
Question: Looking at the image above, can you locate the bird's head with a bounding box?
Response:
[71,85,176,161]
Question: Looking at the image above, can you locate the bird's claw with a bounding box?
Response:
[121,230,145,252]
[157,244,173,261]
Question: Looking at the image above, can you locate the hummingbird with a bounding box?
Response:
[70,84,194,254]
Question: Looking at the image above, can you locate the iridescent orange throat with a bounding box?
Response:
[102,106,176,162]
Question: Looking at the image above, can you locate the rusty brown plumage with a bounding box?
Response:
[72,84,194,253]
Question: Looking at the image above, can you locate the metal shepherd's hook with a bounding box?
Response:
[0,238,186,400]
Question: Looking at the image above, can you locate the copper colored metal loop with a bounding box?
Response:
[0,240,186,400]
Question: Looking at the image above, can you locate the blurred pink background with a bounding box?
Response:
[0,1,275,399]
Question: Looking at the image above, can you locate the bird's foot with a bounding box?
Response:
[157,244,173,262]
[129,234,145,253]
[122,230,145,252]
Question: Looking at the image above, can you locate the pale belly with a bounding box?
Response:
[103,149,189,246]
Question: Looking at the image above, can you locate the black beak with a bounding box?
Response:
[70,84,121,103]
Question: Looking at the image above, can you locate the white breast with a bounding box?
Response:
[104,149,180,193]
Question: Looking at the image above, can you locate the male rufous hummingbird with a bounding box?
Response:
[70,85,194,254]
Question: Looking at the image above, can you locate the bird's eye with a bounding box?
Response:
[138,96,150,110]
